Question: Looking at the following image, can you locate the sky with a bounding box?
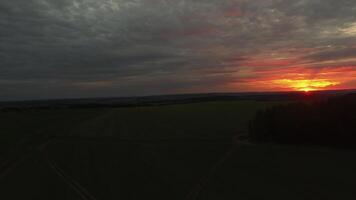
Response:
[1,0,356,100]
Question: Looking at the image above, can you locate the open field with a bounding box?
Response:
[1,140,231,200]
[199,144,356,200]
[1,99,356,199]
[0,101,278,153]
[2,141,356,200]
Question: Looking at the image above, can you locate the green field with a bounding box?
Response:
[2,141,356,200]
[66,100,279,138]
[200,144,356,200]
[0,101,278,152]
[1,100,356,199]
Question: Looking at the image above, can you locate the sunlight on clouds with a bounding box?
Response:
[319,22,356,38]
[2,0,356,100]
[273,79,340,92]
[339,22,356,36]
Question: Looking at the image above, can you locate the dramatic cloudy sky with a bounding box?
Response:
[1,0,356,100]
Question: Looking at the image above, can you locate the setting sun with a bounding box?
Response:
[273,79,340,92]
[302,88,311,93]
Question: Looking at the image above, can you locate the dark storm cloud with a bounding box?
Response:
[1,0,356,100]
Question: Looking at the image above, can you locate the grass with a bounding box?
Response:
[66,101,279,138]
[0,101,278,152]
[0,140,231,200]
[0,108,105,154]
[200,144,356,200]
[3,142,356,200]
[2,100,356,199]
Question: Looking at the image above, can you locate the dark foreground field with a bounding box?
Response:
[1,99,356,199]
[0,101,276,153]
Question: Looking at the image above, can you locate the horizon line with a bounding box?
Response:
[1,88,356,104]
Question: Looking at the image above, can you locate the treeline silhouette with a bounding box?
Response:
[249,93,356,148]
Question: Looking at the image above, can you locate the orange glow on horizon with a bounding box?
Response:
[227,61,356,92]
[273,79,340,92]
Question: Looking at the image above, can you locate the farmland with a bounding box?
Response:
[1,99,356,199]
[0,100,278,151]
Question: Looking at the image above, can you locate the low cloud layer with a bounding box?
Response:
[1,0,356,100]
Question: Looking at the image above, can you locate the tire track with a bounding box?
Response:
[42,141,98,200]
[0,136,49,181]
[186,136,251,200]
[185,145,238,200]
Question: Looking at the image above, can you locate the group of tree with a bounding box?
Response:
[249,93,356,148]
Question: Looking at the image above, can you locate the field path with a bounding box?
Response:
[185,145,238,200]
[0,135,50,180]
[42,140,98,200]
[186,133,251,200]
